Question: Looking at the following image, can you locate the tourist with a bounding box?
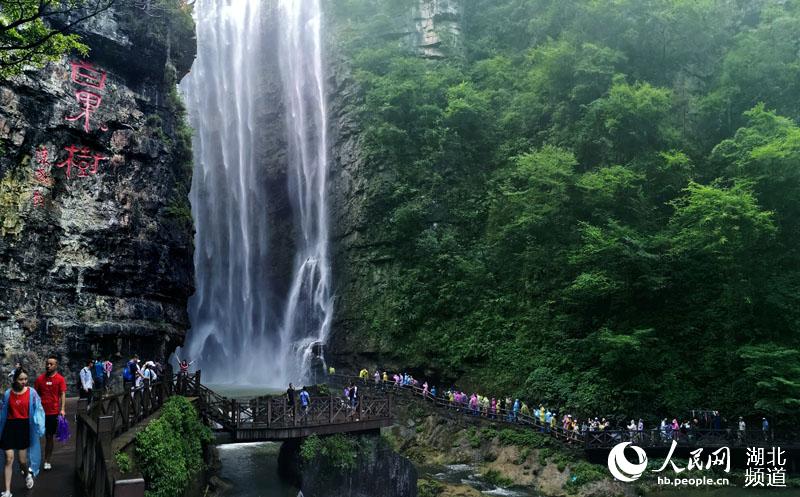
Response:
[33,355,66,471]
[430,386,437,399]
[93,357,105,392]
[287,383,296,416]
[79,360,94,406]
[762,417,769,441]
[738,417,746,442]
[627,419,637,440]
[490,398,497,419]
[373,371,381,385]
[382,371,388,383]
[124,355,140,391]
[359,368,369,383]
[422,382,429,399]
[349,383,359,417]
[142,363,157,389]
[1,367,46,494]
[299,387,310,419]
[328,365,336,376]
[513,399,520,422]
[103,358,113,391]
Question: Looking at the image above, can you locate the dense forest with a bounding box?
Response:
[330,0,800,423]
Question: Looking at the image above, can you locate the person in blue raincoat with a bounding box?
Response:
[0,367,46,496]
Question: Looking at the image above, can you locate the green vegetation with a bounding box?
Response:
[0,0,104,77]
[417,478,444,497]
[481,468,514,488]
[114,451,132,474]
[330,0,800,424]
[300,434,359,470]
[564,461,606,493]
[134,396,213,497]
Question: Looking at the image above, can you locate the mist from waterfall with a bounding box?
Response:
[179,0,332,386]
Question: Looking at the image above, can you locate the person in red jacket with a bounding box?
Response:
[1,367,45,495]
[33,356,66,471]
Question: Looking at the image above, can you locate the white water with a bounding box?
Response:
[179,0,332,386]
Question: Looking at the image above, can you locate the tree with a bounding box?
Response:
[0,0,115,78]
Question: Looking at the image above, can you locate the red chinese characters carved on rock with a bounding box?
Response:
[65,60,108,132]
[56,145,107,179]
[34,167,53,187]
[35,146,50,166]
[32,190,44,208]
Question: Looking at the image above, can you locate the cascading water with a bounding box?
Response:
[275,0,333,382]
[179,0,332,386]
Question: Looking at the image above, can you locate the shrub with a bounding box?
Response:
[418,478,444,497]
[564,461,606,494]
[135,396,213,497]
[300,434,359,470]
[482,468,513,487]
[498,428,552,449]
[115,452,132,474]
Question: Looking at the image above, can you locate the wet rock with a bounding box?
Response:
[0,2,196,387]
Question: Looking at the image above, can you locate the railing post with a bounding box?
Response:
[267,399,272,428]
[113,478,145,497]
[96,415,114,497]
[329,394,334,424]
[194,371,201,396]
[388,393,392,419]
[293,402,298,427]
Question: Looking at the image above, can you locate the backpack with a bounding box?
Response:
[122,365,133,381]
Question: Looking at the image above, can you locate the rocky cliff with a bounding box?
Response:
[325,0,464,370]
[278,434,418,497]
[0,2,196,387]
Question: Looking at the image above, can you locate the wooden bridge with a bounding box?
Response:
[325,374,800,452]
[178,372,394,442]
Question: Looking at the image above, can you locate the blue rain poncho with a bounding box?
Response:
[0,388,46,475]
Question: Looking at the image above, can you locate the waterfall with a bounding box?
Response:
[178,0,332,386]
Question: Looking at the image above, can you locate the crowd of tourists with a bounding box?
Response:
[0,356,68,497]
[345,367,771,442]
[0,352,198,497]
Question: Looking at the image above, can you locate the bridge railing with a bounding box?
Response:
[325,373,577,443]
[75,380,172,497]
[240,392,391,429]
[173,371,393,433]
[585,427,800,450]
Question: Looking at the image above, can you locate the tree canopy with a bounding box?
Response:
[330,0,800,425]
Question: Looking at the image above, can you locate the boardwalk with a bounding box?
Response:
[325,374,800,452]
[10,398,80,497]
[181,373,394,443]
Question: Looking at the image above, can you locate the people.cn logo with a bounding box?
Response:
[607,442,648,482]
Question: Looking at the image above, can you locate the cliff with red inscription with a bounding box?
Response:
[0,2,196,388]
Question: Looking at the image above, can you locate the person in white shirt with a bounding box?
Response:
[79,359,94,406]
[142,364,157,388]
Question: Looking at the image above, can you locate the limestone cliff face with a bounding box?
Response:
[0,3,196,387]
[326,0,463,370]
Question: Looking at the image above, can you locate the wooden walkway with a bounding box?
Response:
[327,374,800,451]
[10,398,80,497]
[180,373,394,443]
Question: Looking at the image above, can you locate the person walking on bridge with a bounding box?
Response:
[34,356,65,472]
[299,387,310,420]
[286,383,296,418]
[1,367,45,495]
[79,360,94,407]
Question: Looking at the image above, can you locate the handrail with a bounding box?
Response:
[75,378,172,497]
[326,373,576,441]
[325,373,800,450]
